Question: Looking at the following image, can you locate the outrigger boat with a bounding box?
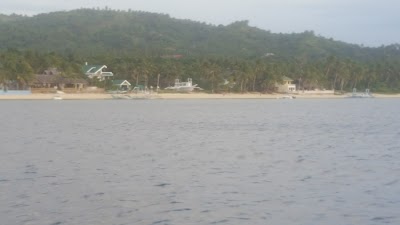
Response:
[165,78,202,92]
[347,88,374,98]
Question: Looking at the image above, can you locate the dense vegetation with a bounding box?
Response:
[1,8,400,92]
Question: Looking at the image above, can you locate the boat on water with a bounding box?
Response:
[53,96,63,100]
[111,94,159,100]
[165,78,202,92]
[277,95,296,99]
[111,94,132,100]
[108,90,128,94]
[347,88,374,98]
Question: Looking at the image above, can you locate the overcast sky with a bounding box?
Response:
[0,0,398,47]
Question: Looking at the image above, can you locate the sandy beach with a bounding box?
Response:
[1,92,400,100]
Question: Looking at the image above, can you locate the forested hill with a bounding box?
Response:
[0,8,399,60]
[1,9,400,93]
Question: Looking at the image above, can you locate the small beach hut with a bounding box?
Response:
[112,80,131,91]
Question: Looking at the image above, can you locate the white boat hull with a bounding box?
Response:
[165,78,201,92]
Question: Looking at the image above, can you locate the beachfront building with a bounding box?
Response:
[275,76,296,93]
[31,68,88,91]
[112,80,131,91]
[82,62,114,81]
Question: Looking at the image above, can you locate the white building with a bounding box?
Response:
[82,62,114,81]
[275,76,296,93]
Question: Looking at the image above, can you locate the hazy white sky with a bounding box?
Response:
[0,0,398,47]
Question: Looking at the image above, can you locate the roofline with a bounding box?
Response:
[113,80,131,86]
[85,65,108,74]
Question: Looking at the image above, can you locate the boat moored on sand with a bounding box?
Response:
[165,78,202,92]
[277,95,296,99]
[347,88,374,98]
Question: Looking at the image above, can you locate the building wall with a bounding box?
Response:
[276,83,296,93]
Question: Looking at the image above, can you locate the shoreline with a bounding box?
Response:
[1,92,400,100]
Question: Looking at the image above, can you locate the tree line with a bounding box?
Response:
[1,49,399,93]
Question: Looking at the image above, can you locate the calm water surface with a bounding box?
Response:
[1,99,399,225]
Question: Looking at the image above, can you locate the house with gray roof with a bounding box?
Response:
[31,68,88,91]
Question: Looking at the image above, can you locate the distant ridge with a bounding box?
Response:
[0,8,399,60]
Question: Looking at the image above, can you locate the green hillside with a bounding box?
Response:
[0,9,394,59]
[0,9,399,93]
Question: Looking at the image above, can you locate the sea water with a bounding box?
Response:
[1,99,399,225]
